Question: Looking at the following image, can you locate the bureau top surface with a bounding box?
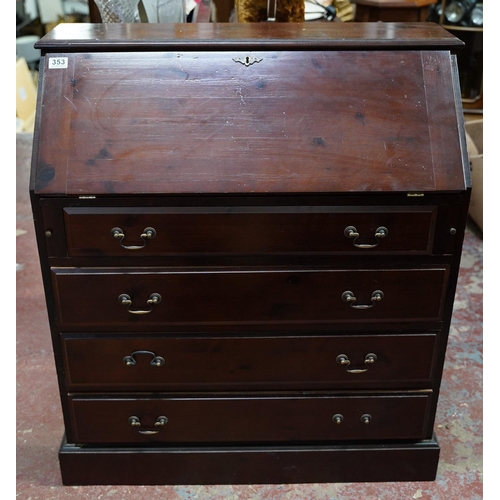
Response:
[31,23,469,196]
[35,22,463,51]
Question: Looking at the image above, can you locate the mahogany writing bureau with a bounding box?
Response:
[30,22,470,485]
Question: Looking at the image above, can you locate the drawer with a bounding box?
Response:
[52,267,449,331]
[62,334,437,391]
[62,206,437,257]
[67,393,432,444]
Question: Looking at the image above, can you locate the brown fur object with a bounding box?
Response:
[236,0,304,22]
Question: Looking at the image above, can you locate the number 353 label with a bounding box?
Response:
[48,57,68,69]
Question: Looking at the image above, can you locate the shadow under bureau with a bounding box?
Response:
[30,21,470,485]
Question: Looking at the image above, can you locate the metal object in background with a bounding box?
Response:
[444,0,466,23]
[428,0,483,27]
[427,0,483,112]
[470,2,482,26]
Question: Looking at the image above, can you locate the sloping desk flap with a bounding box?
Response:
[32,23,468,195]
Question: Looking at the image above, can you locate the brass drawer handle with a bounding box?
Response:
[344,225,388,249]
[111,226,156,250]
[341,290,384,309]
[128,415,168,434]
[123,350,165,367]
[332,413,372,424]
[118,293,162,315]
[336,353,377,373]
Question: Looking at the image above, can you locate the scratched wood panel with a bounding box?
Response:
[34,49,464,195]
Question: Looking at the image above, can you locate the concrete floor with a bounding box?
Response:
[16,131,483,499]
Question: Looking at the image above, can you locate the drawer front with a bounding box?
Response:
[62,334,436,391]
[68,393,432,444]
[52,267,448,331]
[63,206,436,257]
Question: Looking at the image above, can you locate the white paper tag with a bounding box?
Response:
[48,57,68,69]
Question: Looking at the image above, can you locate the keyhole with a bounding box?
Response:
[245,56,250,65]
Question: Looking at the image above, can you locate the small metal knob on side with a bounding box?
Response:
[128,416,141,427]
[361,414,372,424]
[147,293,162,305]
[332,414,344,424]
[341,291,356,303]
[336,354,350,366]
[364,353,377,364]
[155,416,168,427]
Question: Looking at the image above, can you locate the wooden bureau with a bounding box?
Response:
[30,22,470,485]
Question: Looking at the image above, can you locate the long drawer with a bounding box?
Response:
[62,206,437,257]
[67,393,432,444]
[51,267,449,331]
[62,334,437,391]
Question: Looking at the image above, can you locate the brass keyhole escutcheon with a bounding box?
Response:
[232,56,263,67]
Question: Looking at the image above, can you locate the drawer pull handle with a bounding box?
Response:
[111,226,156,250]
[341,290,384,309]
[128,415,168,434]
[336,353,378,373]
[344,226,388,249]
[118,293,162,315]
[123,350,165,367]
